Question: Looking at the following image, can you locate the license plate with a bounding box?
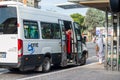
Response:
[0,52,6,58]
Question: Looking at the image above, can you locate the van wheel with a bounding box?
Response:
[42,57,51,72]
[79,54,86,65]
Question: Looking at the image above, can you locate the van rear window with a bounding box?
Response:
[0,7,17,34]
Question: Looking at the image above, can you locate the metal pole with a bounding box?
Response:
[105,9,108,70]
[111,36,113,70]
[111,13,114,71]
[117,13,120,71]
[112,13,118,71]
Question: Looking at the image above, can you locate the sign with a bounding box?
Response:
[28,43,35,54]
[96,30,100,35]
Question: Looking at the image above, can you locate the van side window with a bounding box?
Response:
[74,23,81,40]
[52,23,61,39]
[23,20,39,39]
[41,22,60,39]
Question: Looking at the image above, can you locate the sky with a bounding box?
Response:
[39,0,88,16]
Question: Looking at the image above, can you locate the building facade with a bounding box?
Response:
[0,0,41,8]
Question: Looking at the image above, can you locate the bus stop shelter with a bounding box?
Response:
[68,0,120,71]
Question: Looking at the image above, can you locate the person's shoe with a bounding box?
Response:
[97,62,102,65]
[67,59,69,62]
[69,60,73,63]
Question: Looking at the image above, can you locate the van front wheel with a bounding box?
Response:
[79,54,86,65]
[42,57,51,72]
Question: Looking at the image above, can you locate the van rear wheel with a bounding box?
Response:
[42,57,51,72]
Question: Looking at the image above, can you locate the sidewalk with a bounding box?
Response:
[18,62,120,80]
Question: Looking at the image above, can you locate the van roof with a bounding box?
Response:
[0,1,73,21]
[0,1,23,6]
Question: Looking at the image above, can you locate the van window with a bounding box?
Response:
[0,7,17,34]
[74,23,81,40]
[41,22,60,39]
[23,20,39,39]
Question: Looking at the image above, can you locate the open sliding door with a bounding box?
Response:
[73,22,82,64]
[58,19,67,66]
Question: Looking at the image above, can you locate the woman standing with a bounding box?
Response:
[96,34,104,64]
[66,29,72,60]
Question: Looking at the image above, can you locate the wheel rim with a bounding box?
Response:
[81,56,86,64]
[44,59,50,71]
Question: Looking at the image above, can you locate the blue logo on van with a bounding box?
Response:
[28,43,34,54]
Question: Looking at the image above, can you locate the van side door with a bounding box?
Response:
[73,22,82,64]
[58,20,67,66]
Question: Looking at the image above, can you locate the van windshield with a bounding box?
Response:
[0,7,17,34]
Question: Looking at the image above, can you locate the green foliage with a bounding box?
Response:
[70,13,85,33]
[84,8,105,30]
[70,13,84,25]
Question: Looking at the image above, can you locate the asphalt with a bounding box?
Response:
[17,59,120,80]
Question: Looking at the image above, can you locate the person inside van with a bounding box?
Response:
[66,29,72,61]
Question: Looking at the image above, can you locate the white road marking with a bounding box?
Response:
[0,71,9,75]
[0,69,9,75]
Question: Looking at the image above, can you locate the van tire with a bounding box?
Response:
[42,57,51,72]
[79,54,86,65]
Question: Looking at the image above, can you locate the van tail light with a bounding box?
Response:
[17,23,20,27]
[18,39,23,57]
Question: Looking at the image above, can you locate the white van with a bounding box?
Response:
[0,1,88,72]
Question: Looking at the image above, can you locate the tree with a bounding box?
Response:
[70,13,85,32]
[71,13,84,25]
[84,8,105,35]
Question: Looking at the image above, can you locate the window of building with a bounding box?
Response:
[23,20,39,39]
[41,22,60,39]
